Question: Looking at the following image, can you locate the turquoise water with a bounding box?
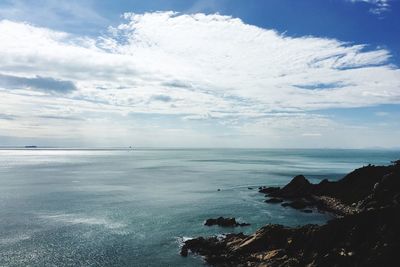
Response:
[0,148,398,266]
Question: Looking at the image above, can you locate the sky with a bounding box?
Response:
[0,0,399,148]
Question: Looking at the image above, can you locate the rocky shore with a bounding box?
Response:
[181,160,400,266]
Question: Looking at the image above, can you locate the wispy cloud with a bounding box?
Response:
[0,12,399,147]
[349,0,391,15]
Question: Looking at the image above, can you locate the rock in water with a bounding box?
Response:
[180,246,188,257]
[264,198,283,203]
[182,160,400,266]
[184,206,400,266]
[259,186,280,194]
[204,217,250,227]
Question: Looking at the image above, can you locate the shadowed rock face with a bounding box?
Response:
[314,165,397,205]
[181,161,400,266]
[265,163,400,215]
[269,175,312,198]
[264,198,283,203]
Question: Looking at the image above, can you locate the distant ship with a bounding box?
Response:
[24,145,37,148]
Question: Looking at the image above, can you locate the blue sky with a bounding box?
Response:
[0,0,399,148]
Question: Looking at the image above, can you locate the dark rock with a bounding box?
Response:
[180,245,188,257]
[265,198,283,203]
[391,160,400,166]
[182,160,400,266]
[269,175,312,198]
[204,217,250,227]
[183,206,400,266]
[259,161,400,214]
[281,199,309,209]
[259,186,280,194]
[322,164,398,204]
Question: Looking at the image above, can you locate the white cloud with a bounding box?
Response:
[349,0,391,14]
[0,12,399,147]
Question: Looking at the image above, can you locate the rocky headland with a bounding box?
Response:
[181,160,400,266]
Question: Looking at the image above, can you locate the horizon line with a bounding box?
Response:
[0,146,399,151]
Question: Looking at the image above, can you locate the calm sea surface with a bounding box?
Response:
[0,148,399,266]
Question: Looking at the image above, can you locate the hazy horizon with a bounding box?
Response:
[1,146,400,151]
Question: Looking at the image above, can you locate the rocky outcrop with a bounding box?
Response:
[182,206,400,266]
[204,217,250,227]
[181,160,400,266]
[269,175,312,198]
[262,162,400,215]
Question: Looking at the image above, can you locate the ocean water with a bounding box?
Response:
[0,148,398,266]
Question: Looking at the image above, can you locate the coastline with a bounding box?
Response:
[1,149,399,266]
[181,160,400,266]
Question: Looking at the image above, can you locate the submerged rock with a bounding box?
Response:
[204,217,250,227]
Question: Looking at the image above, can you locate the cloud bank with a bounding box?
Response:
[0,12,399,147]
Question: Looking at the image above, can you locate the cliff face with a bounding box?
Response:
[181,161,400,267]
[312,164,399,205]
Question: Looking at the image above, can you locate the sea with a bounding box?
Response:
[0,148,399,266]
